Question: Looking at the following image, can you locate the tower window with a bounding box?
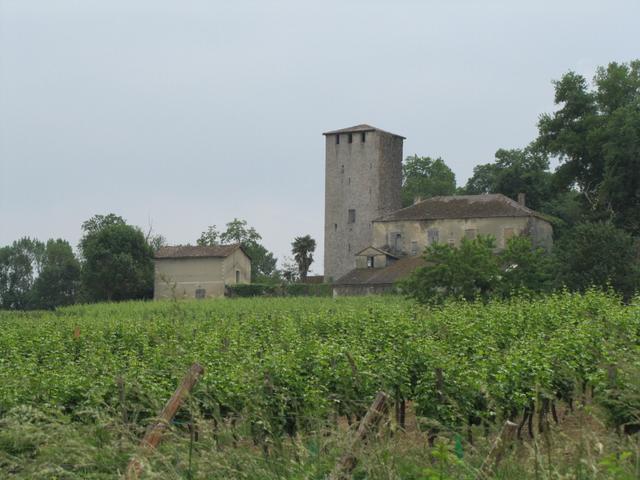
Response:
[348,209,356,224]
[361,132,366,142]
[348,133,353,143]
[336,135,340,145]
[334,223,338,231]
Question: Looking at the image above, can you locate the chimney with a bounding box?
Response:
[413,196,422,205]
[517,193,526,206]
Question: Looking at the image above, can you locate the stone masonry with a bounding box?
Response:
[323,124,404,282]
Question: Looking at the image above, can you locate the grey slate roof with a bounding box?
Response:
[375,194,548,222]
[333,256,428,286]
[322,124,406,139]
[155,244,245,259]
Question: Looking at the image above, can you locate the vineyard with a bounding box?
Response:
[1,292,639,478]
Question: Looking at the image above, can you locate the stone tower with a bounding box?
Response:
[323,124,405,281]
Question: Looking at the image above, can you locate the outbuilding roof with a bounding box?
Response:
[375,194,548,222]
[155,244,248,260]
[333,256,428,286]
[322,124,406,139]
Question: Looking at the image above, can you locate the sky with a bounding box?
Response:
[1,0,639,274]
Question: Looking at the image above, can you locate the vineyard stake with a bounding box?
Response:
[124,363,204,480]
[328,391,389,480]
[475,420,518,480]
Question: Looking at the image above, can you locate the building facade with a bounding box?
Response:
[154,244,251,300]
[332,194,554,296]
[323,124,404,282]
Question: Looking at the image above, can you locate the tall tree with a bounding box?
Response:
[462,146,553,211]
[552,222,639,299]
[198,218,277,281]
[30,239,81,310]
[401,156,456,207]
[0,238,44,310]
[79,214,154,302]
[291,235,316,281]
[537,60,640,233]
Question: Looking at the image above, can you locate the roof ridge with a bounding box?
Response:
[322,124,406,139]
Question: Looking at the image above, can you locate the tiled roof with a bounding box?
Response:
[333,256,428,286]
[155,244,243,259]
[354,246,399,258]
[376,194,547,222]
[322,124,406,139]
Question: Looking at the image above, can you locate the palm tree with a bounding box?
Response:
[291,235,316,281]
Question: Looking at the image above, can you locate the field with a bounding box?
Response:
[1,292,639,479]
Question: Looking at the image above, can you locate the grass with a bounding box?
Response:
[1,398,638,479]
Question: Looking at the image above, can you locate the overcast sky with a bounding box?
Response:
[1,0,638,274]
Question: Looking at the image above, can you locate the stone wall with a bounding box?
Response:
[323,129,403,282]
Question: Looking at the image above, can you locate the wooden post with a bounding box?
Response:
[475,420,518,480]
[329,391,389,480]
[124,363,204,480]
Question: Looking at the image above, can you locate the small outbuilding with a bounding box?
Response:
[154,244,251,300]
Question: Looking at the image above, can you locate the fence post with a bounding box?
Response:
[124,363,204,480]
[329,391,389,480]
[476,420,518,480]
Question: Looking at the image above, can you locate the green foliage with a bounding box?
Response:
[401,236,501,303]
[225,283,279,297]
[552,222,640,298]
[226,282,332,297]
[537,60,640,233]
[401,156,457,207]
[499,235,553,295]
[30,239,81,310]
[462,146,553,211]
[402,236,554,303]
[197,218,277,281]
[0,237,45,310]
[0,293,639,477]
[291,235,316,280]
[79,214,154,302]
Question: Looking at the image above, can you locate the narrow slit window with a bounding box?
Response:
[361,132,366,142]
[235,270,240,283]
[348,133,353,143]
[348,209,356,224]
[336,135,340,145]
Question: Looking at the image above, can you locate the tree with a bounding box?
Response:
[197,225,221,247]
[197,218,278,281]
[499,236,552,296]
[291,235,316,281]
[552,222,639,298]
[0,237,45,310]
[462,146,553,211]
[401,155,456,207]
[79,214,154,302]
[401,236,500,303]
[30,239,81,310]
[537,60,640,233]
